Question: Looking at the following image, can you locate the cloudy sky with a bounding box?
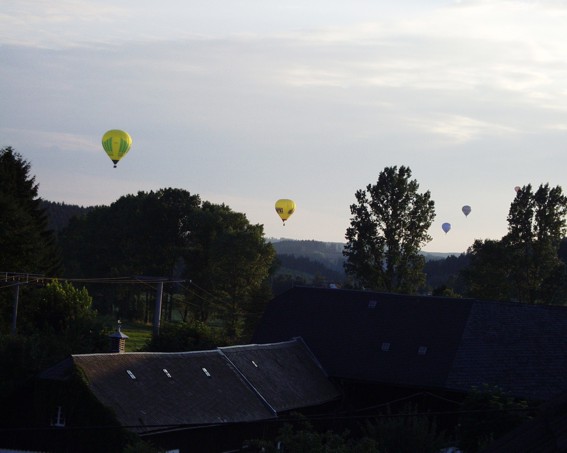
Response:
[2,1,567,253]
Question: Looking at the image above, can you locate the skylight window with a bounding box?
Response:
[51,406,66,427]
[368,300,377,309]
[202,367,211,377]
[163,369,172,378]
[126,370,136,380]
[381,342,391,352]
[418,346,428,355]
[252,360,258,368]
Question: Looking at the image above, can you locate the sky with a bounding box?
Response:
[2,0,567,254]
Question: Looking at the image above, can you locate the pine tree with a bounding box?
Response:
[0,147,60,274]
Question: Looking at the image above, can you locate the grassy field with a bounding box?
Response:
[121,322,153,352]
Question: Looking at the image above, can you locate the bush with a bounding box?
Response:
[144,321,224,352]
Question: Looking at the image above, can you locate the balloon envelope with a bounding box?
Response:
[275,199,296,224]
[442,222,451,234]
[514,186,521,193]
[102,130,132,167]
[462,205,471,217]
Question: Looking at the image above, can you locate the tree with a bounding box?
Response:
[0,147,60,274]
[59,190,276,340]
[363,404,449,452]
[457,385,529,452]
[182,202,276,341]
[248,416,380,452]
[504,183,567,304]
[343,166,435,293]
[59,188,202,317]
[462,184,567,304]
[60,188,201,279]
[19,280,97,337]
[0,281,108,399]
[461,239,515,301]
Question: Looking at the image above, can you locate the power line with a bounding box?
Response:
[0,404,534,434]
[0,273,190,290]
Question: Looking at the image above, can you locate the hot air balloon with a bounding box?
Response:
[275,199,296,225]
[462,205,471,217]
[442,222,451,234]
[101,129,132,168]
[514,186,521,193]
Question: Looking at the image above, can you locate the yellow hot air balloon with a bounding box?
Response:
[101,129,132,168]
[275,199,296,225]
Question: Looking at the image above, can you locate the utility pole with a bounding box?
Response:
[2,272,44,336]
[11,282,20,336]
[153,281,164,338]
[135,276,167,338]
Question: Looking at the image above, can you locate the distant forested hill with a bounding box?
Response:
[269,239,457,270]
[275,253,346,282]
[269,239,345,274]
[423,253,469,294]
[269,239,466,289]
[268,240,346,292]
[40,200,94,233]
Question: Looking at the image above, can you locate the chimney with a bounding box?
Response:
[109,320,129,353]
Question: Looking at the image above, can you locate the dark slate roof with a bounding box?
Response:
[220,338,340,413]
[38,356,74,380]
[42,339,339,434]
[72,350,272,433]
[252,286,567,402]
[447,300,567,401]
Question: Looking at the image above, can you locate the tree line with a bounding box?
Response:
[2,148,567,381]
[343,165,567,303]
[35,172,567,305]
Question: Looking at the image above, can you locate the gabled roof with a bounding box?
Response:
[220,338,340,413]
[252,286,567,402]
[42,338,340,434]
[72,350,271,433]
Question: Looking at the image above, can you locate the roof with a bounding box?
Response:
[42,338,340,434]
[447,300,567,401]
[252,286,567,402]
[220,338,339,413]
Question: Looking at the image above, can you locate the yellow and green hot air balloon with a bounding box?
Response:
[101,129,132,168]
[275,199,296,225]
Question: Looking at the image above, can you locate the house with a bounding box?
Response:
[252,286,567,404]
[2,338,340,453]
[9,285,567,451]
